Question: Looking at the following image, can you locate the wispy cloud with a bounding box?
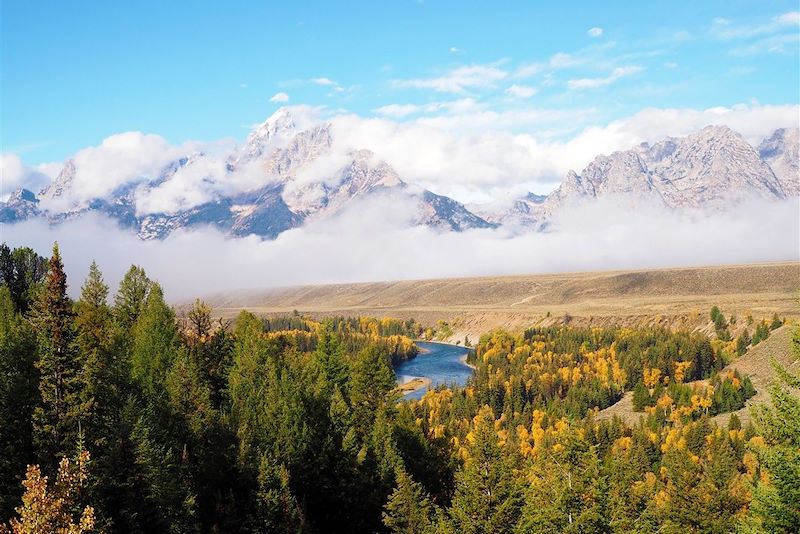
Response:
[504,84,537,98]
[311,77,338,86]
[727,65,756,76]
[567,65,643,89]
[372,103,435,118]
[730,33,799,56]
[710,11,799,40]
[269,92,290,103]
[587,27,603,38]
[393,64,508,94]
[449,46,464,53]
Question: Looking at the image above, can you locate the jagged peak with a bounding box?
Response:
[253,106,296,136]
[39,159,77,199]
[7,188,38,203]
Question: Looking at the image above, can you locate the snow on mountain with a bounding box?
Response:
[637,125,785,207]
[0,188,40,223]
[759,127,799,196]
[230,107,299,169]
[3,115,795,239]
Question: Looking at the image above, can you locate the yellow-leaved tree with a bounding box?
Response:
[1,449,95,534]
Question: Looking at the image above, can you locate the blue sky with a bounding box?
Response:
[2,0,799,165]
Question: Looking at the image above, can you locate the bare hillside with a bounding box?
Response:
[209,262,800,338]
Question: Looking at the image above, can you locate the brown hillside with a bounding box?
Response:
[208,262,800,339]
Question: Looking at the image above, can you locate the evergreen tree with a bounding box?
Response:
[449,406,519,534]
[737,329,751,356]
[349,344,396,436]
[383,469,434,534]
[130,283,179,399]
[632,380,651,411]
[31,243,84,467]
[74,261,131,528]
[0,287,38,518]
[254,455,303,533]
[0,244,48,314]
[113,265,150,332]
[742,359,800,533]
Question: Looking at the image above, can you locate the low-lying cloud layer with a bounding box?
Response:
[3,194,797,302]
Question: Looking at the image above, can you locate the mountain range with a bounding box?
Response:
[2,108,797,239]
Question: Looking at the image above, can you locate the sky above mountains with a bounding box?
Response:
[3,0,799,174]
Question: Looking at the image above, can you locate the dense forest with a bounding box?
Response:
[0,242,798,533]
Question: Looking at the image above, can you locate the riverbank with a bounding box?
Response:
[395,341,474,400]
[396,376,432,395]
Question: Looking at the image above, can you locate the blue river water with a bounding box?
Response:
[394,341,474,400]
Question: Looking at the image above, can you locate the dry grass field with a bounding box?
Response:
[209,261,800,341]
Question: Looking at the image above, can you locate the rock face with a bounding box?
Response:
[2,108,492,238]
[0,189,40,223]
[758,127,799,196]
[481,125,798,225]
[2,115,797,239]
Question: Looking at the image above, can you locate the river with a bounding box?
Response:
[394,341,474,400]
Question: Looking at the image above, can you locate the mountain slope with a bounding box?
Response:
[759,127,799,196]
[2,117,796,239]
[479,125,797,225]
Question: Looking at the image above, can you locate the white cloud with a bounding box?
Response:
[311,77,337,86]
[19,102,797,213]
[38,132,191,212]
[449,46,463,53]
[710,11,800,40]
[4,195,796,301]
[567,65,643,89]
[504,84,537,98]
[587,27,603,37]
[269,92,290,103]
[393,64,508,94]
[1,153,51,197]
[549,52,580,68]
[731,33,799,56]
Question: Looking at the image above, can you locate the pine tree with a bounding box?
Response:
[0,244,48,314]
[0,287,38,518]
[742,358,800,533]
[130,283,179,399]
[75,261,119,432]
[737,329,751,356]
[254,455,303,533]
[113,265,150,332]
[449,406,519,534]
[383,469,434,534]
[632,380,651,411]
[74,261,135,528]
[349,344,396,436]
[32,243,84,467]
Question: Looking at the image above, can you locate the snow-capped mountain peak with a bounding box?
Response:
[232,107,300,168]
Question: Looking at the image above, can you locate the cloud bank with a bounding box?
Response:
[3,194,797,302]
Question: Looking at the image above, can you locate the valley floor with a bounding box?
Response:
[209,261,800,343]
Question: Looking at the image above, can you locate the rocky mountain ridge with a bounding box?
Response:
[1,111,797,239]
